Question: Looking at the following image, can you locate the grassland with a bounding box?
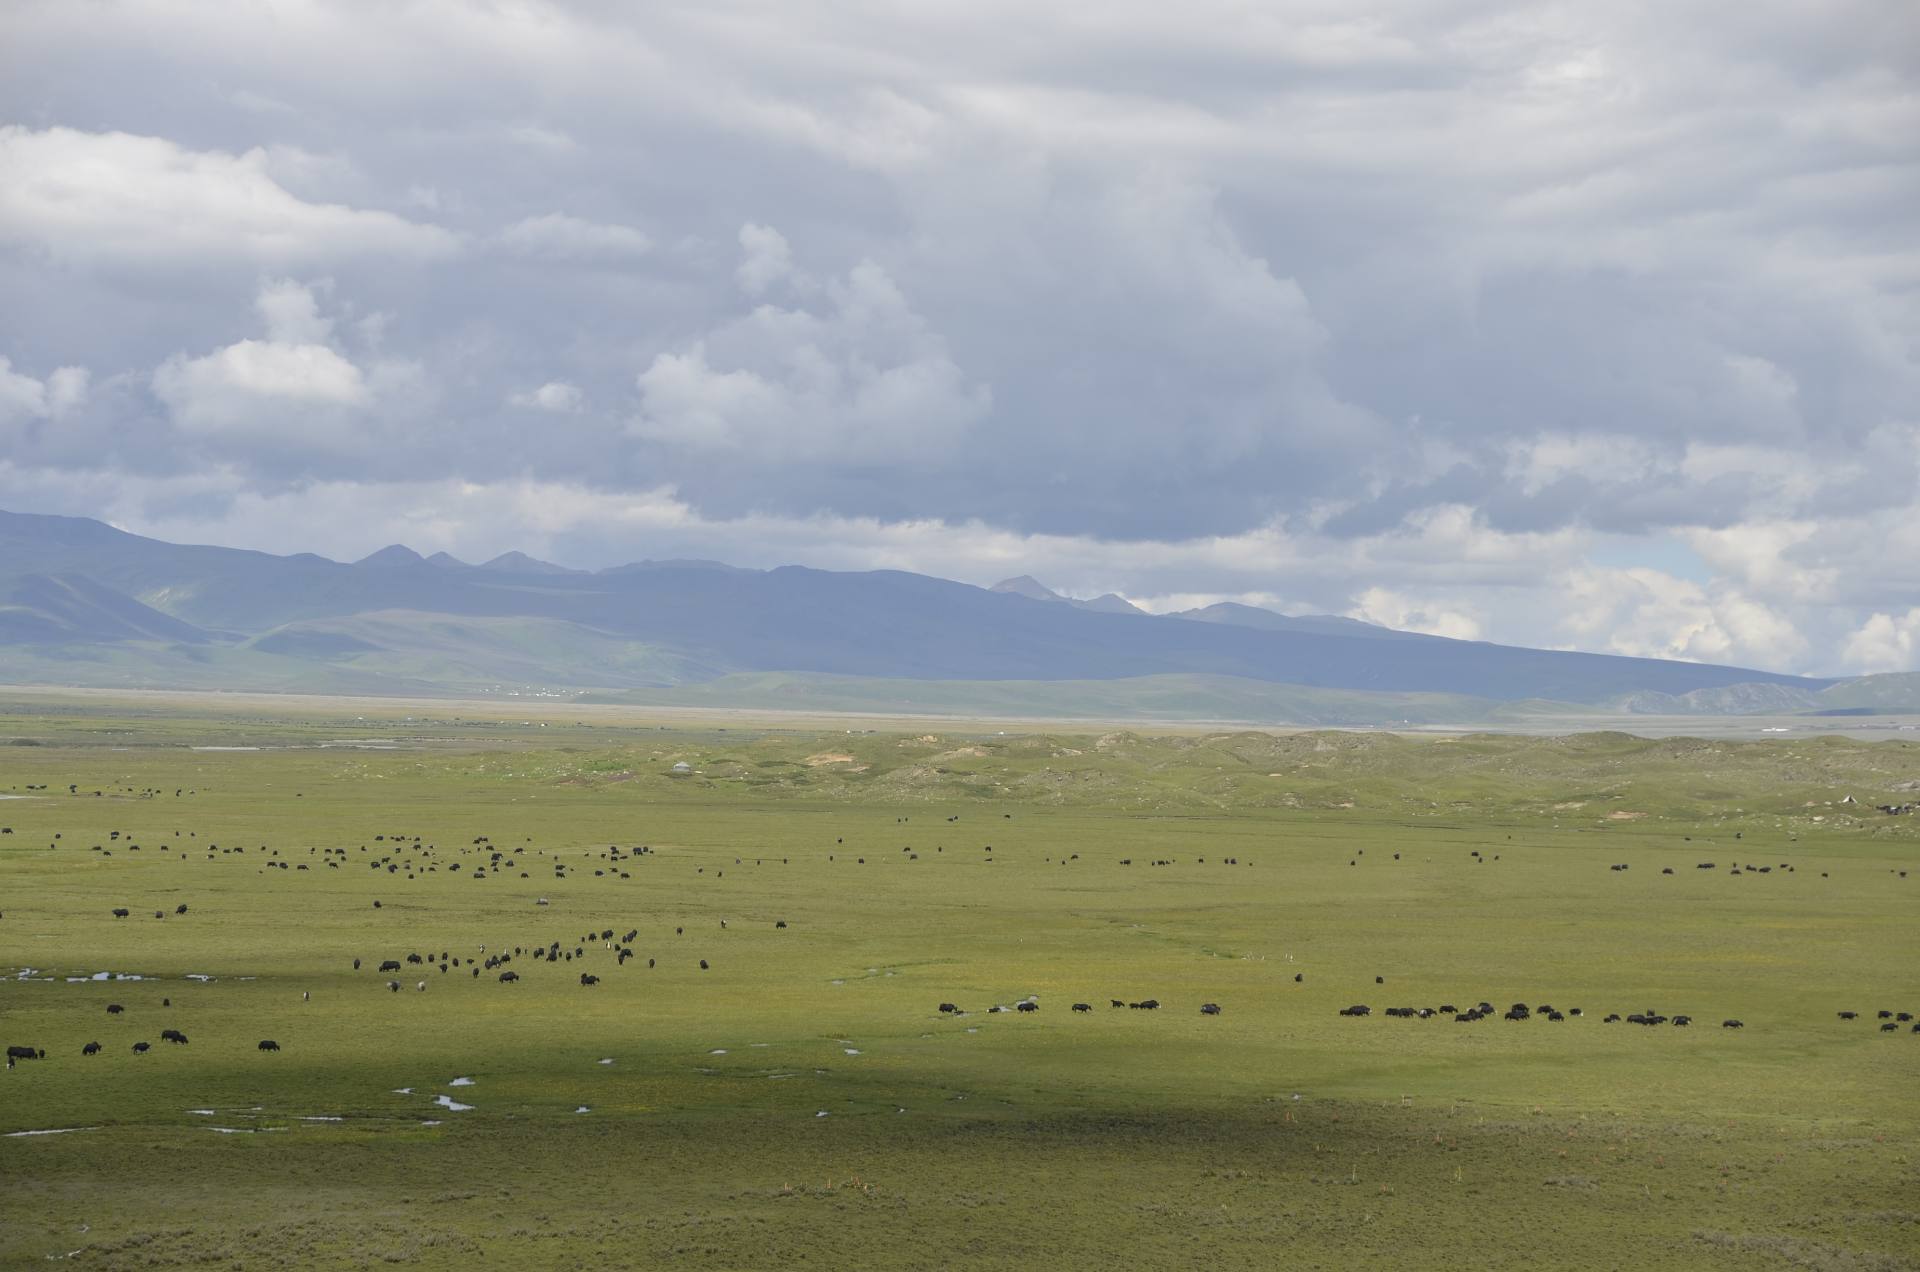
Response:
[1,694,1917,1269]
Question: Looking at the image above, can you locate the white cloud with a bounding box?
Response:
[1348,587,1484,641]
[633,243,989,460]
[494,213,650,261]
[735,223,795,294]
[1842,609,1920,675]
[0,357,89,427]
[150,280,398,442]
[1555,566,1808,669]
[0,357,50,425]
[255,276,336,345]
[0,126,457,268]
[45,367,90,416]
[509,381,583,412]
[154,340,368,433]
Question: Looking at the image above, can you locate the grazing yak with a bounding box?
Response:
[132,1041,151,1053]
[82,1041,101,1056]
[1016,1001,1039,1013]
[106,1003,124,1015]
[258,1040,280,1052]
[938,1003,960,1014]
[1200,1003,1222,1016]
[6,1045,44,1061]
[1072,1003,1092,1013]
[579,974,600,986]
[499,971,520,983]
[161,1029,188,1044]
[1339,1005,1371,1017]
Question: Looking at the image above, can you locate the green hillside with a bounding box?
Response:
[580,671,1546,725]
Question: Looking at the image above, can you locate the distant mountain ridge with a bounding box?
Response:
[989,575,1145,615]
[0,508,1874,720]
[1172,601,1412,640]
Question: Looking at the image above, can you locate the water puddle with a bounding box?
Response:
[573,1106,591,1114]
[597,1058,614,1066]
[843,1048,862,1056]
[433,1096,474,1112]
[5,1127,98,1137]
[448,1077,474,1087]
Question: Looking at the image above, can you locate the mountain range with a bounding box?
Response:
[1,507,1912,723]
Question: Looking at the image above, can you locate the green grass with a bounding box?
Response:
[2,698,1918,1269]
[579,670,1533,725]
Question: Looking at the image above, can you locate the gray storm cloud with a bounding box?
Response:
[0,0,1914,674]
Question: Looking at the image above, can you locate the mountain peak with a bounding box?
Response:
[481,550,577,575]
[990,575,1065,603]
[425,551,468,569]
[1176,602,1407,640]
[1076,592,1145,616]
[356,544,425,568]
[991,576,1142,615]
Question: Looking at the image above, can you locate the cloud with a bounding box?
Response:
[1348,587,1484,641]
[509,381,583,412]
[494,212,650,262]
[0,126,458,268]
[0,357,51,425]
[632,238,989,461]
[154,340,368,431]
[0,356,89,428]
[1555,566,1810,670]
[149,279,423,455]
[735,223,796,294]
[1842,610,1920,675]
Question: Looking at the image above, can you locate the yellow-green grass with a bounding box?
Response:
[2,707,1917,1269]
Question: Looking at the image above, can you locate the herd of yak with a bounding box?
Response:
[5,799,1916,1073]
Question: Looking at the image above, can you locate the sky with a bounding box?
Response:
[1,1,1915,675]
